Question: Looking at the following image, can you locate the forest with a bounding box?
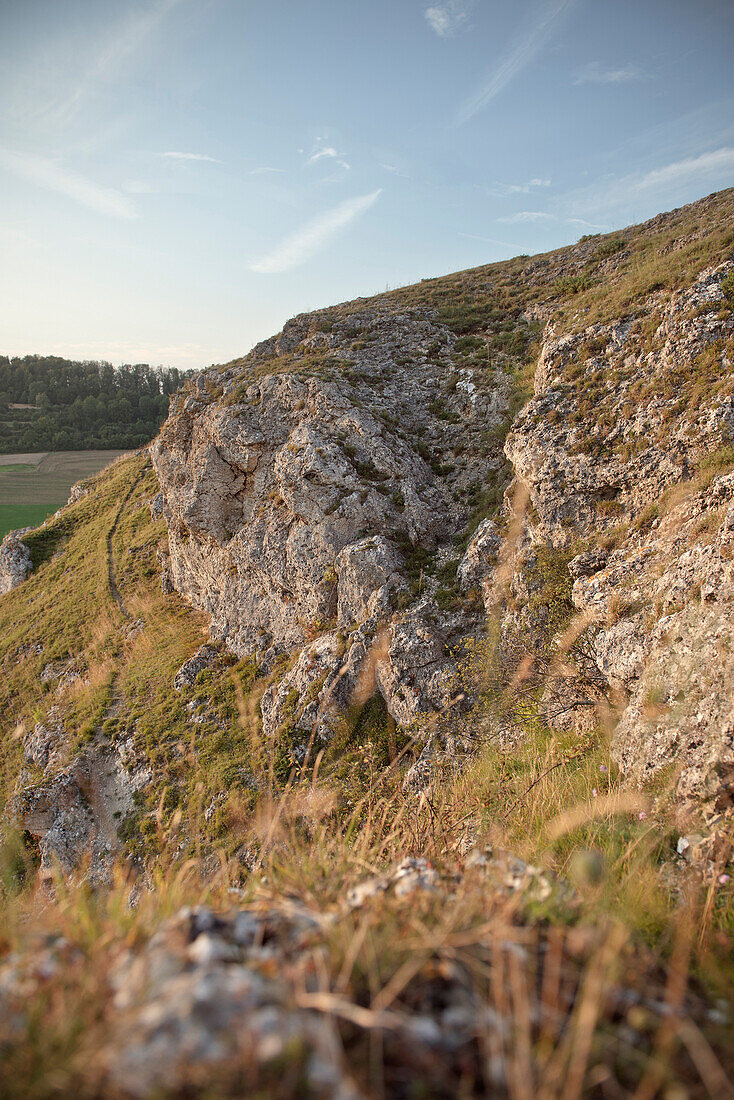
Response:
[0,354,187,453]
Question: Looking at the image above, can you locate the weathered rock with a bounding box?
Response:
[259,631,348,750]
[498,260,734,804]
[22,707,68,771]
[375,600,458,728]
[153,307,510,741]
[335,536,404,630]
[7,744,137,879]
[174,643,220,690]
[67,479,91,505]
[149,490,165,520]
[0,529,32,594]
[458,518,500,592]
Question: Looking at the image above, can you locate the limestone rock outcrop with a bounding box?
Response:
[497,261,734,807]
[152,307,512,750]
[0,528,32,594]
[6,708,146,880]
[146,208,734,812]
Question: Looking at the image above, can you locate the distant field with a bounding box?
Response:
[0,450,127,538]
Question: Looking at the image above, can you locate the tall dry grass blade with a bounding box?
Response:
[633,898,696,1100]
[508,942,535,1100]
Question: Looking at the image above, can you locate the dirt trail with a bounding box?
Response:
[107,462,151,619]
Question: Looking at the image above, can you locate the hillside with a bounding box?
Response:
[0,188,734,1098]
[0,356,186,453]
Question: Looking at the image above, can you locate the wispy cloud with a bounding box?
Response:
[627,146,734,193]
[249,166,285,176]
[379,162,409,178]
[306,143,351,171]
[459,232,516,248]
[507,177,551,194]
[307,146,338,164]
[562,146,734,221]
[250,190,382,274]
[457,0,575,123]
[424,1,475,37]
[28,0,185,129]
[162,151,220,163]
[566,217,610,231]
[498,210,557,224]
[488,177,551,197]
[0,148,138,219]
[574,61,648,85]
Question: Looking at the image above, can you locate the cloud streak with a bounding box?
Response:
[498,210,557,224]
[307,146,339,164]
[250,190,382,274]
[459,232,516,248]
[306,143,351,172]
[628,146,734,193]
[27,0,184,129]
[0,148,138,219]
[457,0,575,122]
[574,62,648,85]
[562,146,734,220]
[424,1,474,37]
[488,176,551,197]
[162,151,220,162]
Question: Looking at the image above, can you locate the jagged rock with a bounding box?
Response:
[149,490,164,519]
[260,632,348,750]
[22,707,68,771]
[497,260,734,804]
[612,603,734,805]
[107,904,357,1100]
[174,643,220,690]
[156,545,174,594]
[0,529,32,594]
[375,600,457,727]
[7,744,137,879]
[153,307,509,740]
[335,535,404,629]
[458,519,500,591]
[593,617,650,688]
[67,479,91,505]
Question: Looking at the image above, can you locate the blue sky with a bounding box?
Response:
[1,0,733,370]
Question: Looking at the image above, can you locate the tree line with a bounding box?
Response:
[0,355,188,453]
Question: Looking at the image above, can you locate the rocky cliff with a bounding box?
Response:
[151,305,515,754]
[2,189,734,1100]
[150,192,734,818]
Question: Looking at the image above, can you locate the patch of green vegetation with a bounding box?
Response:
[0,504,53,539]
[526,544,576,637]
[721,271,734,309]
[0,450,130,538]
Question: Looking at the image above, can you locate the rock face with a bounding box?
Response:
[153,307,513,745]
[0,529,32,594]
[149,212,734,811]
[6,708,146,880]
[174,643,220,690]
[497,261,734,807]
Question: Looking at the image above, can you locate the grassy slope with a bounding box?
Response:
[1,190,733,1097]
[0,454,241,850]
[3,189,734,878]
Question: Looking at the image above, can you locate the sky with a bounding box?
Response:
[0,0,733,371]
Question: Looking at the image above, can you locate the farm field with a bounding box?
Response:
[0,449,127,538]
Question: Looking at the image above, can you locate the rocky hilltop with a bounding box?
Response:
[151,194,734,813]
[1,189,734,1097]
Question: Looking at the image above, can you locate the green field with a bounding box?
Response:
[0,450,127,538]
